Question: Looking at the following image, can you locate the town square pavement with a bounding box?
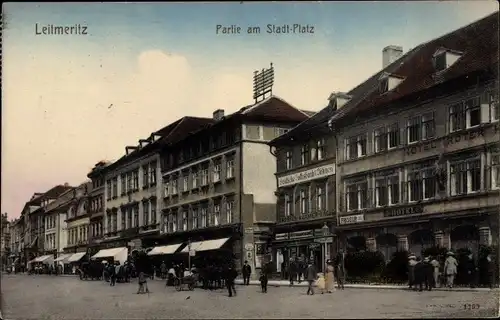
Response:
[1,274,498,319]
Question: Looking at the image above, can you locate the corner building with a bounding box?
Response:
[159,96,310,275]
[329,13,499,259]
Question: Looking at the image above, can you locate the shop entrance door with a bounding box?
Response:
[308,243,322,271]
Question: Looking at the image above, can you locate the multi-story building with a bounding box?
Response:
[63,182,92,257]
[8,216,25,267]
[158,96,311,274]
[329,13,498,259]
[86,161,108,257]
[24,185,73,263]
[268,95,346,272]
[98,117,212,259]
[1,213,11,270]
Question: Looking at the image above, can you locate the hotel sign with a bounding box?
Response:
[383,205,423,218]
[278,164,335,188]
[445,127,485,146]
[339,214,365,225]
[279,210,334,223]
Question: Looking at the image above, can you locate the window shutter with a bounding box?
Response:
[480,91,491,123]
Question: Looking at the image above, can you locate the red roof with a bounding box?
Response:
[331,12,499,124]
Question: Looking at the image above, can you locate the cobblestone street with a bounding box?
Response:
[1,274,498,319]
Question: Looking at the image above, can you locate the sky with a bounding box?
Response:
[2,1,498,219]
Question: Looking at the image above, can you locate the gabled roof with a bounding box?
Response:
[29,185,74,204]
[105,116,214,172]
[330,12,498,126]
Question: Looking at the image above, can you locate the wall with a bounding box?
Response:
[241,142,276,205]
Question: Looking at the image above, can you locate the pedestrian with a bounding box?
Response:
[109,263,117,286]
[444,251,458,289]
[224,264,238,297]
[316,273,326,294]
[335,250,346,290]
[408,254,417,289]
[465,252,477,288]
[242,260,251,285]
[423,257,433,291]
[160,261,167,280]
[288,258,297,286]
[305,260,318,295]
[413,257,425,292]
[324,260,335,293]
[430,256,440,288]
[259,271,268,293]
[298,257,306,283]
[486,253,496,289]
[137,271,150,294]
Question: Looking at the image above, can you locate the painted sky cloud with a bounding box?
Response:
[1,2,498,219]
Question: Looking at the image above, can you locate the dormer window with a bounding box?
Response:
[433,48,462,72]
[379,73,404,94]
[328,92,352,110]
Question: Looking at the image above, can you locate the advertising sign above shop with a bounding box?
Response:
[383,205,423,218]
[278,164,335,188]
[339,214,364,225]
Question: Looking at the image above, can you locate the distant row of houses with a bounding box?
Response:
[3,13,498,275]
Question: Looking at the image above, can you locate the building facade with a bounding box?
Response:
[1,213,11,270]
[86,161,108,256]
[63,182,92,255]
[330,13,499,259]
[158,96,310,274]
[269,102,339,273]
[100,117,212,255]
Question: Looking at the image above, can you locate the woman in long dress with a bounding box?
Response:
[324,260,335,293]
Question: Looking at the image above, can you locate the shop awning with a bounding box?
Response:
[67,252,86,263]
[35,255,54,263]
[181,237,230,253]
[54,254,73,262]
[91,247,127,260]
[147,244,182,256]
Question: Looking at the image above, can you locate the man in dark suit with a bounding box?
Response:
[242,260,252,285]
[224,264,238,297]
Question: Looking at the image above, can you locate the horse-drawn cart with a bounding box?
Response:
[174,275,197,291]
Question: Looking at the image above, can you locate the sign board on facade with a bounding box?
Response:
[314,237,333,244]
[339,214,365,225]
[275,233,289,241]
[278,164,335,188]
[244,227,254,234]
[279,210,334,223]
[384,205,423,218]
[244,243,254,251]
[189,250,196,257]
[445,127,485,146]
[289,230,314,240]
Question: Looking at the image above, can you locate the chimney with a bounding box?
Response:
[64,183,69,187]
[213,109,225,121]
[382,45,403,68]
[328,92,352,110]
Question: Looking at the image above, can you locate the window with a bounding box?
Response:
[128,208,133,228]
[450,158,481,195]
[164,182,170,197]
[121,211,126,231]
[422,113,436,140]
[112,213,117,232]
[200,207,207,228]
[213,163,221,182]
[142,201,149,226]
[407,164,436,202]
[434,52,447,71]
[226,201,233,224]
[182,211,188,231]
[345,135,367,160]
[346,181,368,211]
[143,166,149,188]
[106,180,112,199]
[181,175,188,192]
[214,204,220,226]
[316,185,325,210]
[112,178,118,198]
[171,214,177,233]
[465,97,481,128]
[171,179,178,195]
[299,189,307,214]
[133,170,139,190]
[379,77,389,93]
[107,215,112,234]
[375,175,399,207]
[151,201,157,225]
[192,208,199,229]
[126,173,132,193]
[285,151,293,170]
[407,116,421,144]
[490,92,499,121]
[449,103,465,132]
[491,154,500,189]
[192,171,198,188]
[300,145,309,165]
[226,159,234,179]
[316,139,325,160]
[387,124,399,148]
[121,174,126,195]
[201,169,209,186]
[149,162,157,185]
[284,194,292,216]
[374,127,387,153]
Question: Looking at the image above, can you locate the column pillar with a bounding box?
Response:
[397,235,409,251]
[366,238,377,252]
[479,227,492,246]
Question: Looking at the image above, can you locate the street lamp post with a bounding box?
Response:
[322,222,330,272]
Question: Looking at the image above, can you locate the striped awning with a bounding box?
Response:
[147,244,182,256]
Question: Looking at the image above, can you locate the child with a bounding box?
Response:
[137,271,150,294]
[259,271,268,293]
[316,273,326,294]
